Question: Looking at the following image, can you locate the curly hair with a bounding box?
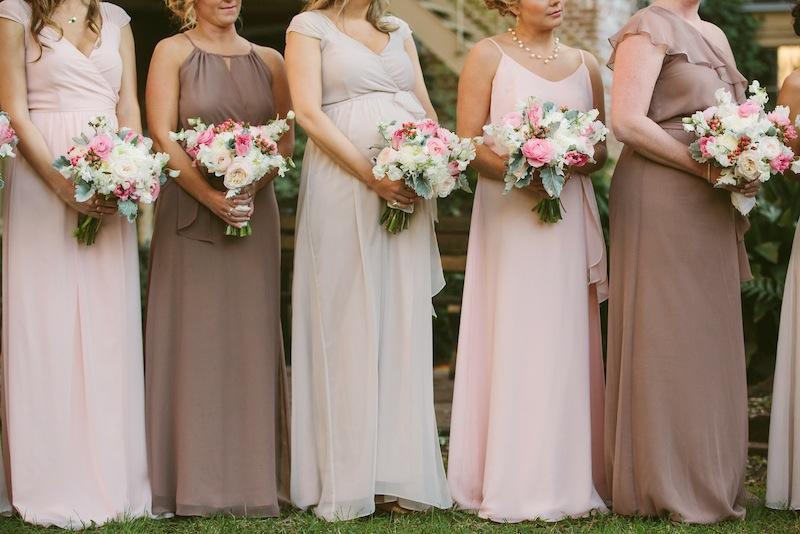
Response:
[483,0,517,17]
[25,0,101,61]
[303,0,397,33]
[164,0,197,30]
[794,0,800,36]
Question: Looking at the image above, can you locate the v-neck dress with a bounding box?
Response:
[605,6,750,523]
[144,37,290,517]
[287,11,451,521]
[447,42,609,522]
[0,0,150,528]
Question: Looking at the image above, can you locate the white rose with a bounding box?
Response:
[376,147,399,168]
[110,156,140,183]
[203,148,233,175]
[757,137,782,160]
[223,159,255,191]
[735,151,767,182]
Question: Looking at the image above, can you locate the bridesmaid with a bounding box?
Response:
[447,0,609,522]
[144,0,292,517]
[0,0,150,527]
[766,0,800,511]
[605,0,758,523]
[286,0,452,521]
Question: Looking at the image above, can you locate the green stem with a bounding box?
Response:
[533,198,564,224]
[226,222,252,237]
[380,207,411,234]
[74,214,103,246]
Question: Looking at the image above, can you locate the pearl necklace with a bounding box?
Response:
[508,28,560,64]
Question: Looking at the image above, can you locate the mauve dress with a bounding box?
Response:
[144,37,289,517]
[447,42,609,523]
[605,6,751,523]
[0,0,150,528]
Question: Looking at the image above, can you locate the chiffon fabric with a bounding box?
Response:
[767,221,800,510]
[447,42,609,523]
[287,11,451,521]
[145,38,289,517]
[0,0,150,527]
[605,5,751,523]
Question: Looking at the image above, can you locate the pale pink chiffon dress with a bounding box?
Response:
[447,41,609,522]
[0,0,150,528]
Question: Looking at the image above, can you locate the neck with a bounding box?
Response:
[655,0,701,20]
[194,19,239,43]
[513,22,555,48]
[338,0,371,20]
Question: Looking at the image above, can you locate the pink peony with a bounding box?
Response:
[770,153,793,173]
[235,132,253,158]
[527,104,543,126]
[0,123,15,144]
[768,110,791,127]
[114,182,132,201]
[391,128,406,150]
[502,111,523,129]
[564,150,589,167]
[425,137,448,158]
[738,100,760,118]
[435,127,452,142]
[448,161,462,176]
[699,136,717,158]
[89,134,114,160]
[417,119,438,136]
[521,138,554,168]
[150,180,161,199]
[196,126,216,147]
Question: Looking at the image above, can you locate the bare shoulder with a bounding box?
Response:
[152,33,194,66]
[252,44,285,70]
[701,22,733,54]
[467,36,503,65]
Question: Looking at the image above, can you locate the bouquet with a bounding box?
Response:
[483,97,608,224]
[683,80,797,215]
[0,111,19,187]
[372,119,479,234]
[53,116,176,245]
[170,113,295,237]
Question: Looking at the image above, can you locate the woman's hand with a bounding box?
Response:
[370,178,421,209]
[202,189,253,228]
[55,184,117,218]
[708,166,761,198]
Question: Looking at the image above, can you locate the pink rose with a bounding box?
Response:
[699,136,716,159]
[417,119,438,136]
[89,134,114,160]
[235,132,253,158]
[0,123,15,145]
[738,100,760,118]
[502,111,523,129]
[114,182,132,201]
[527,104,543,126]
[521,138,554,168]
[425,137,448,158]
[391,129,406,150]
[564,150,589,167]
[196,127,216,147]
[150,180,161,199]
[770,153,793,173]
[435,127,452,142]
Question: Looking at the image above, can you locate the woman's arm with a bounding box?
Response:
[403,35,436,121]
[145,37,251,228]
[116,24,141,132]
[455,38,506,182]
[284,31,418,208]
[0,19,115,216]
[253,46,294,191]
[576,51,607,175]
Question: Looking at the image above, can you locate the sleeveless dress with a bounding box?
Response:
[144,37,289,517]
[767,217,800,509]
[605,6,750,523]
[447,41,609,523]
[0,0,150,527]
[287,12,451,521]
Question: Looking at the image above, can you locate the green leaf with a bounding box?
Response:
[540,166,564,198]
[117,199,138,222]
[754,242,780,264]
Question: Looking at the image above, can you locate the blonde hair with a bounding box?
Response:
[483,0,517,17]
[164,0,197,30]
[304,0,397,32]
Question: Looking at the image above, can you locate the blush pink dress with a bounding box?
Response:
[447,40,609,522]
[0,0,150,528]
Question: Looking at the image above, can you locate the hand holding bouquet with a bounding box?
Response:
[53,116,176,245]
[0,111,19,187]
[483,97,608,224]
[372,119,479,234]
[170,113,295,237]
[683,81,797,215]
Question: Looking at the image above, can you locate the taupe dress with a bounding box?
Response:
[144,37,289,517]
[605,6,751,523]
